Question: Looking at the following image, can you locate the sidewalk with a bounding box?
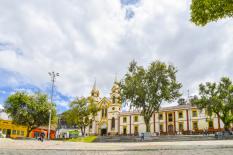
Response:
[1,138,233,151]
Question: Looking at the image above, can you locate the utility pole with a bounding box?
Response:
[187,89,190,99]
[187,89,192,134]
[48,71,59,140]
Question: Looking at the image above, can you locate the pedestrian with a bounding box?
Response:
[140,133,144,141]
[205,128,208,136]
[39,131,45,142]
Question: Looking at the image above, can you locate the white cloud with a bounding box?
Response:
[0,0,233,101]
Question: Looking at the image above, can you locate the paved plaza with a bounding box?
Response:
[1,139,233,155]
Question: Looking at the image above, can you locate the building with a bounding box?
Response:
[0,108,55,139]
[87,80,226,136]
[0,108,27,138]
[30,127,56,139]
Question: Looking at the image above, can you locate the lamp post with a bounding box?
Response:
[48,71,59,140]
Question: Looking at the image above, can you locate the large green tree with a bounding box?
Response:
[191,77,233,130]
[62,97,99,136]
[4,92,57,137]
[190,0,233,26]
[121,60,182,132]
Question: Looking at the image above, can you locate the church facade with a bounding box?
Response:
[87,80,225,136]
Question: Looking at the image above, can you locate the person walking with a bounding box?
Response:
[39,131,45,142]
[140,133,144,141]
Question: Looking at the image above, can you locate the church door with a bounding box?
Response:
[123,127,127,135]
[100,123,107,136]
[101,129,107,136]
[168,125,174,135]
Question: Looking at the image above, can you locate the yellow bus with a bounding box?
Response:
[0,120,27,138]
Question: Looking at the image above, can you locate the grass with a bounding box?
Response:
[66,136,97,143]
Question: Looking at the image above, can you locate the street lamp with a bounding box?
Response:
[48,71,59,140]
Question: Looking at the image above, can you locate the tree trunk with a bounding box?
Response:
[26,127,32,137]
[224,122,230,131]
[221,115,230,131]
[84,126,86,136]
[144,117,150,132]
[81,127,84,136]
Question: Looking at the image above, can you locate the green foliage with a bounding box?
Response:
[121,60,182,132]
[4,92,57,137]
[191,77,233,130]
[178,98,187,105]
[68,130,79,135]
[87,96,100,118]
[190,0,233,26]
[62,97,99,136]
[66,136,97,143]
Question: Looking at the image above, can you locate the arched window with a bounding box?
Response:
[111,117,115,129]
[89,119,93,129]
[102,109,104,117]
[105,108,107,117]
[113,96,116,103]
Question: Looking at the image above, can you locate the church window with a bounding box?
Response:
[111,117,115,129]
[159,113,163,120]
[89,120,93,129]
[113,96,116,103]
[105,108,107,117]
[134,116,138,122]
[112,107,115,111]
[102,109,104,117]
[179,111,183,118]
[168,113,173,122]
[123,117,127,123]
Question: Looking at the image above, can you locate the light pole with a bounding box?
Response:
[48,71,59,140]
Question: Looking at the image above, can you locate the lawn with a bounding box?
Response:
[66,136,97,143]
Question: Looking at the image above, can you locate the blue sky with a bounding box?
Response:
[0,0,233,113]
[0,0,141,113]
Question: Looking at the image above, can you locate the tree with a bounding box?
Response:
[191,77,233,130]
[87,96,100,120]
[121,60,182,132]
[4,92,57,137]
[62,97,99,136]
[190,0,233,26]
[178,98,187,105]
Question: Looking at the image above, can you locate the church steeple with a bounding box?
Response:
[93,79,97,90]
[111,77,121,105]
[91,79,99,97]
[114,73,118,84]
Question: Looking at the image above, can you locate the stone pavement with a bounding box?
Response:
[1,138,233,155]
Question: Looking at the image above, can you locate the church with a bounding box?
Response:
[87,80,225,136]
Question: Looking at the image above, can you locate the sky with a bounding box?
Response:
[0,0,233,113]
